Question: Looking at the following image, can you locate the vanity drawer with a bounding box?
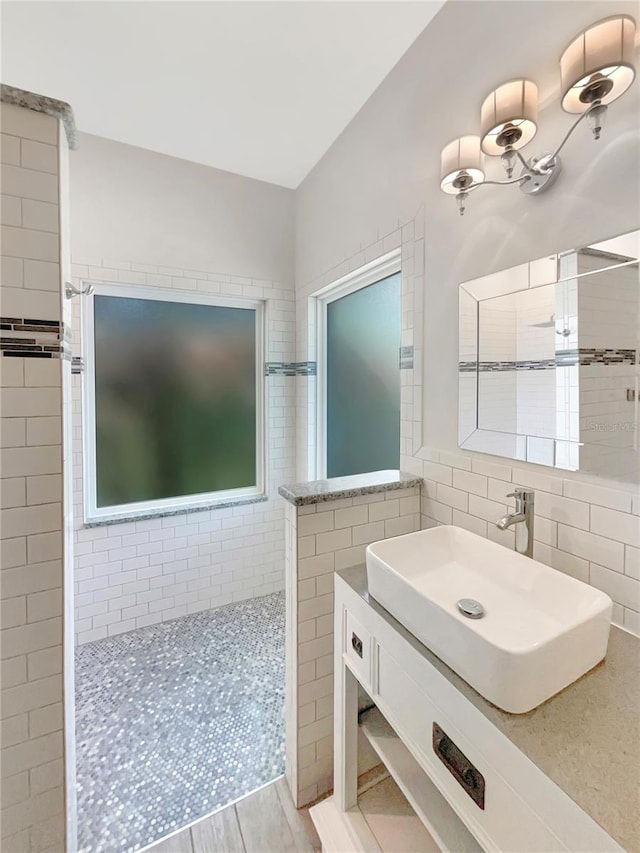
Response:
[375,646,568,852]
[343,608,373,689]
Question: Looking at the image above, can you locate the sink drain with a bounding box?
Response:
[457,598,485,619]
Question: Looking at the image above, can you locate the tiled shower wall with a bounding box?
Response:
[285,487,421,806]
[69,259,296,644]
[0,103,67,853]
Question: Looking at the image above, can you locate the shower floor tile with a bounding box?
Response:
[75,591,285,853]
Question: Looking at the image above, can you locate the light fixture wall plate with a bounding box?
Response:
[560,15,636,114]
[480,79,538,156]
[519,153,562,194]
[440,135,484,195]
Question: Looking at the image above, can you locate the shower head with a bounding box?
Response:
[529,313,556,329]
[529,313,571,336]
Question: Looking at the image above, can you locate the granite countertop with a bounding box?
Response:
[1,84,77,149]
[339,565,640,852]
[278,469,422,506]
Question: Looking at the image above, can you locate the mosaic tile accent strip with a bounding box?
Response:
[75,591,285,853]
[579,348,637,365]
[459,349,637,372]
[0,317,61,332]
[0,317,70,359]
[265,361,317,376]
[555,349,579,367]
[399,345,414,370]
[1,345,68,359]
[459,358,557,372]
[265,362,296,376]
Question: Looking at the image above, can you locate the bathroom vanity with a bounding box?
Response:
[310,565,640,853]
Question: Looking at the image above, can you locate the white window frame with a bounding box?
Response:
[82,281,266,523]
[314,250,401,478]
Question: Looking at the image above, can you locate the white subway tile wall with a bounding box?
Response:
[69,258,296,643]
[285,488,420,806]
[1,103,66,853]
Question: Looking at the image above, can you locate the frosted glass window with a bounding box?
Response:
[92,293,259,511]
[326,273,401,478]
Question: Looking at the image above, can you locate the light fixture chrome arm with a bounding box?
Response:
[548,101,602,162]
[454,172,531,214]
[468,174,530,191]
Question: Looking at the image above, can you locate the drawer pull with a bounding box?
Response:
[433,722,485,809]
[351,632,363,658]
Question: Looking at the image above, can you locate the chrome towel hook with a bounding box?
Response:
[65,281,94,299]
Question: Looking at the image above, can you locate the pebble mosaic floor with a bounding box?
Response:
[75,591,285,853]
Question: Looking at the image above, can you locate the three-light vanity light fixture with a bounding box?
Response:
[440,16,637,214]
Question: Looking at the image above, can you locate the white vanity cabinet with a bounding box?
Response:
[310,572,623,853]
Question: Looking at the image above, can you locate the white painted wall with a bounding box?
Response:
[71,133,295,285]
[294,0,640,630]
[296,0,640,452]
[69,135,297,642]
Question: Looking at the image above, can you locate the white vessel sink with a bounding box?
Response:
[366,525,612,713]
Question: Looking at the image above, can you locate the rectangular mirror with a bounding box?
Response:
[459,230,639,484]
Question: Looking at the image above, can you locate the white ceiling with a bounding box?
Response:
[1,1,444,188]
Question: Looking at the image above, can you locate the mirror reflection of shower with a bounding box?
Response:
[458,227,639,483]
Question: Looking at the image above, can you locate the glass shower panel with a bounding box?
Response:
[93,295,257,508]
[326,273,401,478]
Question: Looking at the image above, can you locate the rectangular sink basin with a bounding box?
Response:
[366,525,612,713]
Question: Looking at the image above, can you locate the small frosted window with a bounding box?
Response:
[93,294,258,509]
[326,273,401,478]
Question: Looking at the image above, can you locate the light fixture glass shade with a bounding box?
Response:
[440,136,484,195]
[560,16,636,113]
[480,80,538,156]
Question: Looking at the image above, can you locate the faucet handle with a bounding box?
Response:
[506,488,534,506]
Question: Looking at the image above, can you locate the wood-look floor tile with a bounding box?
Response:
[236,783,297,852]
[191,804,246,853]
[274,777,321,852]
[146,827,194,853]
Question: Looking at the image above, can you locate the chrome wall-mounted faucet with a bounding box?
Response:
[496,489,535,558]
